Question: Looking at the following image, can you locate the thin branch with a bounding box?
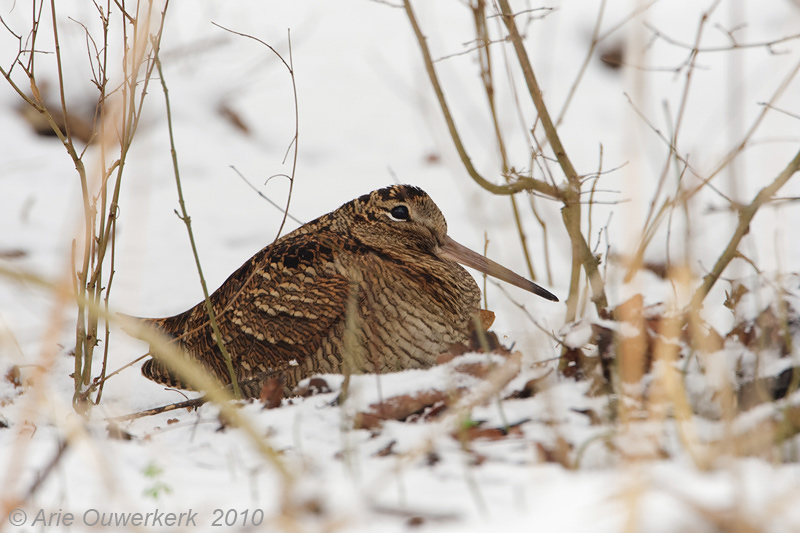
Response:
[596,0,659,42]
[211,23,300,242]
[79,354,148,403]
[43,0,96,399]
[471,0,538,281]
[686,56,800,202]
[230,165,304,225]
[555,0,606,127]
[645,21,800,54]
[626,3,719,283]
[495,0,607,316]
[22,440,69,502]
[625,55,800,283]
[759,102,800,122]
[691,147,800,305]
[402,0,558,197]
[86,0,170,405]
[155,54,241,400]
[49,0,74,147]
[109,397,207,422]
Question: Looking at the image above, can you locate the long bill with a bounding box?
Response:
[437,235,559,302]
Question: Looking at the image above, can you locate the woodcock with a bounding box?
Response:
[139,185,558,397]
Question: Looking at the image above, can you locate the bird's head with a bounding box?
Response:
[346,185,559,302]
[348,184,446,256]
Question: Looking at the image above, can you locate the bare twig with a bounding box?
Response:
[596,0,659,42]
[471,0,538,281]
[79,354,148,402]
[645,21,800,54]
[211,23,300,242]
[402,0,558,197]
[109,397,207,422]
[22,440,69,502]
[624,55,800,282]
[555,0,606,127]
[230,166,304,225]
[691,148,800,306]
[155,53,241,400]
[626,3,720,282]
[1,0,169,408]
[687,57,800,202]
[82,0,169,405]
[496,0,607,317]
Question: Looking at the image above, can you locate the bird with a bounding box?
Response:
[138,185,558,397]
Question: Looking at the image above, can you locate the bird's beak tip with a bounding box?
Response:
[439,235,559,302]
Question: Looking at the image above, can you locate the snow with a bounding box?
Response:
[3,0,800,531]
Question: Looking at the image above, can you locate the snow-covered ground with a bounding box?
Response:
[2,1,800,531]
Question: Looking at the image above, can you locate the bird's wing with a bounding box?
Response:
[142,233,353,389]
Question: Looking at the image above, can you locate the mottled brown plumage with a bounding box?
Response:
[139,185,557,397]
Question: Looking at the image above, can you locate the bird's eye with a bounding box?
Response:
[388,205,410,221]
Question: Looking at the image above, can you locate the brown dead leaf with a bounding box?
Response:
[438,321,508,363]
[0,248,27,259]
[559,296,730,390]
[422,152,441,165]
[260,376,285,409]
[5,366,22,388]
[468,451,488,466]
[726,302,796,357]
[437,345,467,364]
[374,440,396,457]
[298,497,325,516]
[507,370,553,399]
[407,516,425,528]
[406,399,449,423]
[107,422,134,441]
[560,347,586,380]
[467,329,510,354]
[599,42,625,70]
[559,321,614,386]
[478,309,495,330]
[571,408,603,425]
[453,362,492,379]
[217,102,251,135]
[355,389,457,430]
[294,377,332,397]
[534,436,572,467]
[17,97,95,144]
[683,320,723,354]
[455,422,524,442]
[724,282,749,311]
